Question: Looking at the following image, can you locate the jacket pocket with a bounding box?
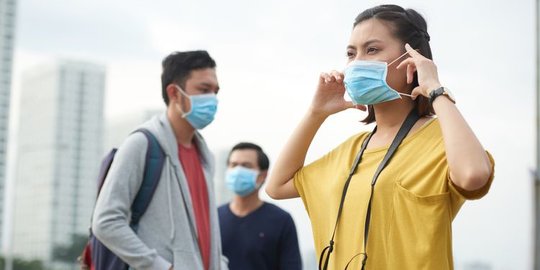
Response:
[386,182,453,270]
[173,249,203,270]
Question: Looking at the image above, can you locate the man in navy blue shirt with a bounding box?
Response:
[218,142,302,270]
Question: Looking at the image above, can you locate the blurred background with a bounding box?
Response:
[0,0,535,269]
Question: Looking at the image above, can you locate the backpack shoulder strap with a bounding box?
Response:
[96,148,117,197]
[130,128,165,228]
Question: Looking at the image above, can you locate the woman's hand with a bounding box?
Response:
[309,71,366,117]
[396,43,442,99]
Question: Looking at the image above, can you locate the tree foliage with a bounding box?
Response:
[0,255,47,270]
[52,233,88,263]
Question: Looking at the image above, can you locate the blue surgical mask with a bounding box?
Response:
[175,85,218,129]
[225,166,260,197]
[343,51,412,105]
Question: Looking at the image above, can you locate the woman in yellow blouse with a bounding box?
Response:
[266,4,494,270]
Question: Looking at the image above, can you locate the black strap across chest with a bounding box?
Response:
[319,110,420,270]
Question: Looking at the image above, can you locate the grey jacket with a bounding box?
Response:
[92,113,228,270]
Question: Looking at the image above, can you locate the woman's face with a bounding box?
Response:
[347,18,410,93]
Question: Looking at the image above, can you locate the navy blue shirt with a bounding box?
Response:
[218,202,302,270]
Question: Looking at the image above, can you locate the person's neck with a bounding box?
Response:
[229,192,263,217]
[372,100,415,134]
[167,107,196,147]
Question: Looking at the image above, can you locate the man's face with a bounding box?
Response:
[227,149,266,186]
[177,68,220,113]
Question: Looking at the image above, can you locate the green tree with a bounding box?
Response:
[0,255,47,270]
[52,233,88,263]
[13,258,46,270]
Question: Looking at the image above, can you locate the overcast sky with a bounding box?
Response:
[3,0,536,269]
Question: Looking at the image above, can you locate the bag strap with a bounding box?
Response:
[130,128,165,228]
[357,110,419,270]
[320,110,419,270]
[96,149,118,197]
[319,132,372,270]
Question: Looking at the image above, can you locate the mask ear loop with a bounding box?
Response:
[387,49,420,98]
[387,49,419,67]
[255,170,267,190]
[174,85,192,117]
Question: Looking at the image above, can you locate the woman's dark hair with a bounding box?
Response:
[161,50,216,105]
[354,5,435,123]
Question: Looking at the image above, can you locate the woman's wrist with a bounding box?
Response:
[307,106,330,121]
[425,83,442,97]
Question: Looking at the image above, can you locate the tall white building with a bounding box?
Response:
[12,61,105,267]
[0,0,16,247]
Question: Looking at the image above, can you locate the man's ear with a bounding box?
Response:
[257,170,268,186]
[167,84,180,103]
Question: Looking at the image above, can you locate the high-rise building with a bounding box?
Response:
[12,60,105,268]
[0,0,17,248]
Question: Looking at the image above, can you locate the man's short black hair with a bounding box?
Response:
[228,142,270,171]
[161,50,216,105]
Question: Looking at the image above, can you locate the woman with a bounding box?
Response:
[266,5,494,270]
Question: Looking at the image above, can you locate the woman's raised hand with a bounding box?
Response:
[396,43,442,99]
[309,70,366,117]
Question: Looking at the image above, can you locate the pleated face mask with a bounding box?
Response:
[225,166,260,197]
[175,85,218,129]
[343,50,413,105]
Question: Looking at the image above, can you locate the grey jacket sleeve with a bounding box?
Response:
[92,133,171,270]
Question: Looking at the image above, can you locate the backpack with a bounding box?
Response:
[79,128,165,270]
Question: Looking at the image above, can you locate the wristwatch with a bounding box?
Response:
[429,86,455,105]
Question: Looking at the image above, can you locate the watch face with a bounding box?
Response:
[443,87,455,102]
